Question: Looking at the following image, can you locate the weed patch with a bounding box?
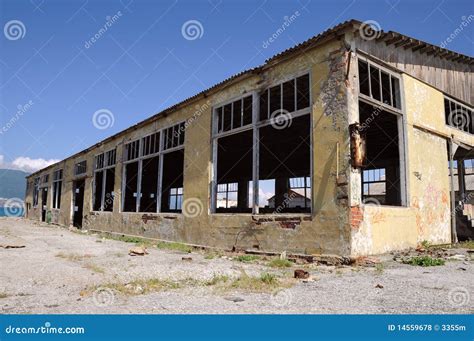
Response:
[403,256,445,267]
[267,258,293,268]
[235,255,259,263]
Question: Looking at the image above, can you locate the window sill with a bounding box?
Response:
[211,213,312,217]
[119,211,182,216]
[361,204,409,209]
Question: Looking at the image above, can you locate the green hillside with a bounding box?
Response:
[0,169,29,199]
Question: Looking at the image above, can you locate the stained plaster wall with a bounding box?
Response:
[25,39,353,256]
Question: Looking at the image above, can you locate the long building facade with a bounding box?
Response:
[24,20,474,256]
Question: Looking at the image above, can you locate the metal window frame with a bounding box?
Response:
[362,168,387,197]
[121,121,185,213]
[356,55,408,207]
[33,177,40,207]
[51,169,63,209]
[210,70,313,215]
[357,56,402,113]
[216,182,239,209]
[93,148,117,212]
[288,176,311,209]
[444,95,474,135]
[74,160,87,176]
[168,187,183,211]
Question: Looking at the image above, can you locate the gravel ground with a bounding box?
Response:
[0,217,472,314]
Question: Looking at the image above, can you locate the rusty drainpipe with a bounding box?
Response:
[448,137,458,243]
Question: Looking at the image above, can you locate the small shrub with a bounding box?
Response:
[420,240,431,249]
[404,256,445,267]
[260,272,278,285]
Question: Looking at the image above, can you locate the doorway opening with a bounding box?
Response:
[73,179,85,228]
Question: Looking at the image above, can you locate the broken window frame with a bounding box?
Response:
[33,177,40,207]
[444,96,473,135]
[357,57,402,113]
[211,70,313,215]
[74,160,87,176]
[362,168,386,198]
[93,149,116,212]
[216,182,239,209]
[356,55,408,207]
[121,121,185,213]
[52,169,63,209]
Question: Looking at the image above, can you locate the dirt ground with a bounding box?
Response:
[0,217,472,314]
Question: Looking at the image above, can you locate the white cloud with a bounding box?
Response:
[0,155,59,173]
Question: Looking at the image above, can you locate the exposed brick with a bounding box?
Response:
[350,205,364,230]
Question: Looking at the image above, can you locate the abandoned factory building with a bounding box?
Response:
[25,20,473,256]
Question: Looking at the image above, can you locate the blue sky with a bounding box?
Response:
[0,0,472,173]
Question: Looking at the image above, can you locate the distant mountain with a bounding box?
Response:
[0,169,29,200]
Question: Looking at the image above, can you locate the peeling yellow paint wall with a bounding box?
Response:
[351,74,455,256]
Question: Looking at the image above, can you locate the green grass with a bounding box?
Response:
[86,277,198,296]
[156,241,192,253]
[104,234,155,247]
[228,272,281,292]
[403,256,445,267]
[234,255,259,263]
[84,271,290,297]
[267,258,293,268]
[101,233,193,253]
